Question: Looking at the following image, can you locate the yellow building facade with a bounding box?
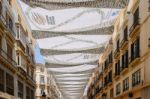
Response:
[87,0,150,99]
[35,63,62,99]
[0,0,36,99]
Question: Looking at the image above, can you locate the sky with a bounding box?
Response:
[34,45,45,64]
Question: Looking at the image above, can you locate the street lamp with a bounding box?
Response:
[42,92,46,99]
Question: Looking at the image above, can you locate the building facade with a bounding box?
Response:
[87,0,150,99]
[0,0,36,99]
[35,63,62,99]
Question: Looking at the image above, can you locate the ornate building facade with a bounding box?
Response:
[87,0,150,99]
[35,63,62,99]
[0,0,36,99]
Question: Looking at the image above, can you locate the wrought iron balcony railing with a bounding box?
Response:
[0,48,17,67]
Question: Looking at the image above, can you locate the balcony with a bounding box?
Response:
[0,48,17,67]
[123,86,129,92]
[121,52,129,75]
[108,74,112,85]
[104,60,109,72]
[116,91,120,96]
[25,49,35,66]
[115,61,120,80]
[132,70,141,87]
[17,40,26,53]
[129,8,140,38]
[16,24,28,46]
[114,40,120,58]
[114,72,120,81]
[131,49,140,60]
[120,27,128,49]
[132,80,141,87]
[6,19,16,36]
[0,4,16,38]
[108,79,112,86]
[130,44,140,67]
[26,74,35,84]
[17,65,27,77]
[104,78,108,88]
[0,11,5,30]
[129,19,140,37]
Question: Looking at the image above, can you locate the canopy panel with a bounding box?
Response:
[19,1,119,33]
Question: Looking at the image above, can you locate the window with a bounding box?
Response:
[108,70,112,83]
[133,7,139,25]
[121,50,128,71]
[6,13,13,31]
[130,7,140,33]
[131,38,140,62]
[7,43,13,60]
[17,53,20,65]
[123,26,128,41]
[132,70,141,87]
[109,52,113,63]
[104,76,108,87]
[104,59,109,69]
[0,68,4,92]
[121,54,124,71]
[125,51,128,68]
[31,70,34,79]
[18,81,23,98]
[116,40,120,52]
[26,86,30,99]
[6,73,14,95]
[110,88,114,98]
[123,77,129,91]
[31,89,34,99]
[40,76,45,84]
[115,60,120,76]
[16,25,20,39]
[116,83,121,95]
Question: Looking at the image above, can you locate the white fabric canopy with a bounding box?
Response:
[17,0,124,98]
[48,64,97,73]
[44,53,99,65]
[19,1,119,32]
[37,35,111,51]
